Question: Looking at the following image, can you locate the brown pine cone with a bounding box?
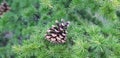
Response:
[45,19,70,43]
[0,1,10,16]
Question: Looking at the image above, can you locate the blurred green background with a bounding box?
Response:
[0,0,120,58]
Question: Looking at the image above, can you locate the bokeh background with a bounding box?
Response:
[0,0,120,58]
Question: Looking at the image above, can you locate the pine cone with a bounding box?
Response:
[45,19,70,43]
[0,1,10,16]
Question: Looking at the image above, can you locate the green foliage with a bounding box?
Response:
[0,0,120,58]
